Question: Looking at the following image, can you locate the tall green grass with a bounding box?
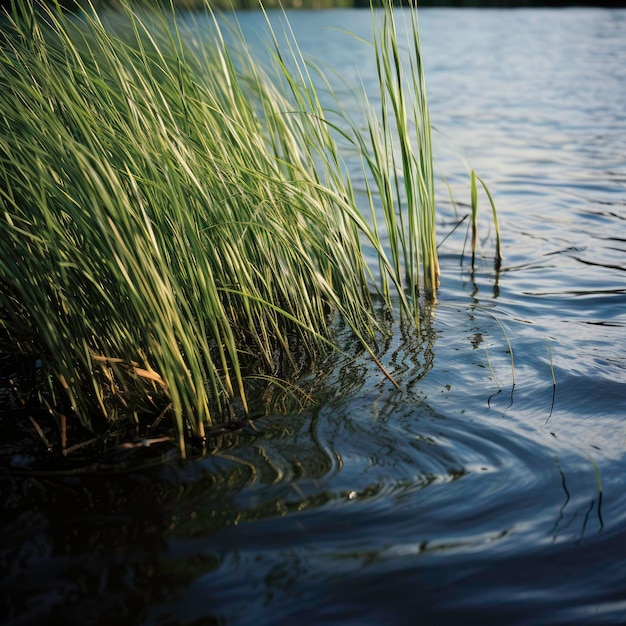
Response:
[0,0,497,455]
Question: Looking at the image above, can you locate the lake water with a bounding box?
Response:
[2,7,626,625]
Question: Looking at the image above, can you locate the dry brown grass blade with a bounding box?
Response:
[91,355,167,387]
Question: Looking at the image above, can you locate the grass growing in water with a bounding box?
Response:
[0,0,497,457]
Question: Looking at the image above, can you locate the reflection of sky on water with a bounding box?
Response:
[204,9,626,622]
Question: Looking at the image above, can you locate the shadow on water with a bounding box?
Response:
[1,302,618,626]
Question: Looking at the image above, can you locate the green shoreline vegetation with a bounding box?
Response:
[0,0,495,460]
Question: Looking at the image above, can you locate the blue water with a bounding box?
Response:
[2,8,626,625]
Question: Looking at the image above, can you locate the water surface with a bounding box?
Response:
[2,8,626,625]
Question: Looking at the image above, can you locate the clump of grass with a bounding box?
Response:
[353,1,439,302]
[470,169,501,268]
[0,0,498,457]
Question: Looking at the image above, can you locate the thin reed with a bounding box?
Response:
[0,0,496,455]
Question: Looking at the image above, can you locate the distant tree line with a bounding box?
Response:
[2,0,626,10]
[409,0,626,6]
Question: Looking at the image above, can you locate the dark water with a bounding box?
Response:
[3,8,626,625]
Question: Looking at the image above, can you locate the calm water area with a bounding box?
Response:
[2,7,626,625]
